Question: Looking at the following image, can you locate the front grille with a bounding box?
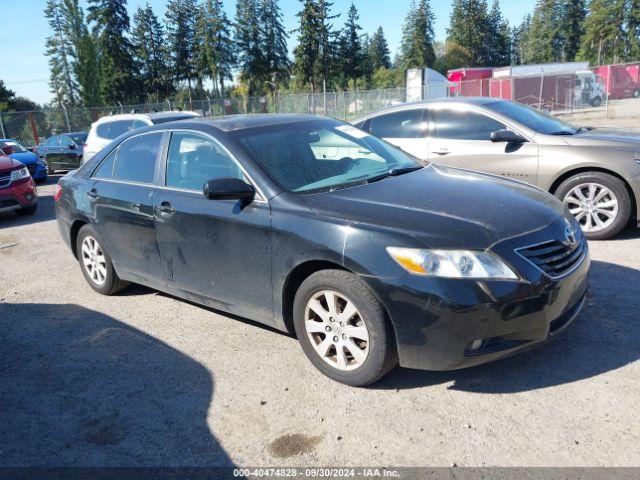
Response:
[516,235,587,278]
[0,174,10,188]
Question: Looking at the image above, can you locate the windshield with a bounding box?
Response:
[0,140,28,154]
[485,100,577,135]
[69,133,87,144]
[235,120,421,193]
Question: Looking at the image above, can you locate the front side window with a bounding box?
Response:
[485,100,577,135]
[166,132,245,191]
[369,109,427,138]
[107,132,163,184]
[431,109,505,140]
[235,120,421,193]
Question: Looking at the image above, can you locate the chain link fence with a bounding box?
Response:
[0,87,409,147]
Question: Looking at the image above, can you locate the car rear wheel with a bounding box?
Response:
[76,225,129,295]
[556,172,631,240]
[293,270,397,386]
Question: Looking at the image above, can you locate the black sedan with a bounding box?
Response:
[55,115,589,386]
[36,132,87,173]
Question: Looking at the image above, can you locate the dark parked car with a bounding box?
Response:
[35,132,87,173]
[55,115,589,386]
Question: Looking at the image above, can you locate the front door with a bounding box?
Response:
[426,106,539,185]
[88,131,166,286]
[153,131,273,320]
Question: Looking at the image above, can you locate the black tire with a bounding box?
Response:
[555,171,631,240]
[293,269,398,387]
[633,89,640,99]
[17,204,37,216]
[76,225,129,295]
[590,96,602,107]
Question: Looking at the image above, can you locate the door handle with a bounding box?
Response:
[87,188,98,198]
[431,148,450,155]
[156,201,175,216]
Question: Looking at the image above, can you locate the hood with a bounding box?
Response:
[300,165,565,250]
[0,156,22,174]
[9,151,38,165]
[561,128,640,148]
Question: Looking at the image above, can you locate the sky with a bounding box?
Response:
[0,0,537,106]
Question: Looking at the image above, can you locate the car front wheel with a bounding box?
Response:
[556,172,631,240]
[293,270,397,386]
[76,225,129,295]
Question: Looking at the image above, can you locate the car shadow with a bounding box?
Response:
[373,260,640,392]
[0,302,234,468]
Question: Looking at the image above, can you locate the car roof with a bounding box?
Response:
[157,113,329,132]
[353,97,503,122]
[92,111,200,125]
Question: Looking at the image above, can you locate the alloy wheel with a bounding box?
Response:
[563,182,618,233]
[81,235,108,286]
[304,290,370,371]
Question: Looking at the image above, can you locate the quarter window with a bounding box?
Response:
[166,132,245,191]
[369,109,427,138]
[105,132,163,184]
[431,109,505,140]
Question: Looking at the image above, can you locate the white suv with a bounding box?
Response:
[83,111,201,162]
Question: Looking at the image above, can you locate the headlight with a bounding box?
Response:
[386,247,518,279]
[10,166,30,182]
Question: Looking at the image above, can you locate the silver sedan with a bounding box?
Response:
[354,98,640,239]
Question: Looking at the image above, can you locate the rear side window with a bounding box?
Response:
[166,132,245,191]
[96,120,140,140]
[369,109,427,138]
[431,109,505,140]
[107,132,163,184]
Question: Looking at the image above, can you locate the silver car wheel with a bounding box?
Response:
[563,182,618,233]
[304,290,370,371]
[81,235,108,286]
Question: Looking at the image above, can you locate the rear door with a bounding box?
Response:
[88,131,166,286]
[426,106,539,185]
[153,130,273,320]
[366,108,429,161]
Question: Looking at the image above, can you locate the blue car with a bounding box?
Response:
[0,138,48,183]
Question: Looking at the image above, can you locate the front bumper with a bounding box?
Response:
[368,223,590,371]
[0,178,38,213]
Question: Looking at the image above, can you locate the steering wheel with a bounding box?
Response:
[337,156,363,173]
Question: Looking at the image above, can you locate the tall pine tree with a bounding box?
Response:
[338,3,365,88]
[259,0,291,89]
[486,0,511,65]
[447,0,490,66]
[578,0,625,65]
[44,0,79,106]
[88,0,137,104]
[368,27,391,70]
[235,0,266,96]
[400,0,436,68]
[165,0,199,99]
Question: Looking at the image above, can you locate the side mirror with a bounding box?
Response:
[69,143,77,150]
[203,177,255,203]
[490,129,527,143]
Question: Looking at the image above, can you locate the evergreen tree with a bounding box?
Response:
[235,0,265,96]
[132,4,173,101]
[88,0,137,104]
[338,3,365,88]
[44,0,79,105]
[259,0,291,89]
[511,14,532,64]
[368,26,392,70]
[578,0,626,65]
[194,0,236,96]
[486,0,511,65]
[563,0,587,61]
[447,0,490,66]
[165,0,199,98]
[0,80,16,111]
[525,0,564,63]
[400,0,436,68]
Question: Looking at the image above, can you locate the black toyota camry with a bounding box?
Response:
[55,114,589,386]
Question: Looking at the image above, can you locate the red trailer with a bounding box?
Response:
[447,67,494,97]
[593,64,640,99]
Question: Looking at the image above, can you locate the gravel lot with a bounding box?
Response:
[1,176,639,468]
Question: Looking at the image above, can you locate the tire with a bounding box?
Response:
[590,96,602,107]
[17,204,37,216]
[292,269,397,387]
[555,171,631,240]
[633,89,640,99]
[76,225,129,295]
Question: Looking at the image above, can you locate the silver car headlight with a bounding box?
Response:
[386,247,518,279]
[10,166,30,182]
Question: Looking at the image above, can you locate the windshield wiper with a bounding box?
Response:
[575,126,594,134]
[365,166,423,184]
[549,130,576,136]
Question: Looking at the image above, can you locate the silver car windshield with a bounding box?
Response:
[236,120,421,194]
[486,101,578,135]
